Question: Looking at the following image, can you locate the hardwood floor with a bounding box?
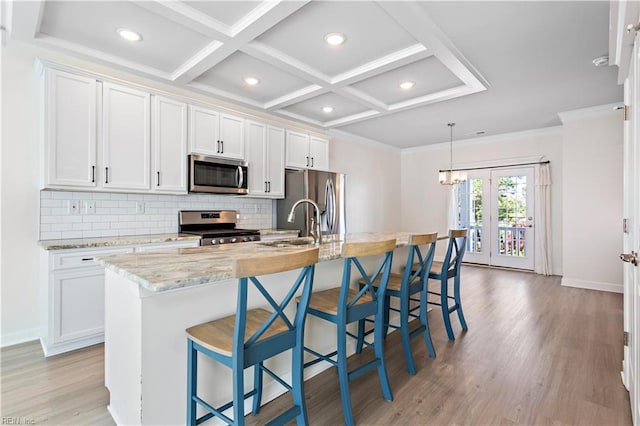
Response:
[1,266,631,425]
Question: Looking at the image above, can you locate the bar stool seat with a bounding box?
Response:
[307,287,374,315]
[186,247,319,426]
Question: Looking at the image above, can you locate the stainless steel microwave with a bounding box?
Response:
[188,155,248,195]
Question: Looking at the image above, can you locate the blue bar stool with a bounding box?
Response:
[186,247,319,426]
[357,233,438,375]
[428,229,468,341]
[300,239,396,426]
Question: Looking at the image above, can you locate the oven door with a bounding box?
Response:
[189,155,248,194]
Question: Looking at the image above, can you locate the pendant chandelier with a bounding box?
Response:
[439,122,467,185]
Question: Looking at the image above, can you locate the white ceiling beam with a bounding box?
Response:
[171,1,309,84]
[186,81,265,109]
[264,85,327,110]
[323,109,381,127]
[336,86,389,112]
[275,109,324,127]
[7,0,43,41]
[136,1,231,39]
[331,43,430,86]
[377,1,489,91]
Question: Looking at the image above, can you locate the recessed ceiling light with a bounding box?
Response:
[116,28,142,42]
[399,81,415,90]
[592,55,609,67]
[322,106,334,113]
[244,77,260,86]
[324,33,346,46]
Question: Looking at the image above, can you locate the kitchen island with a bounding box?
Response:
[97,233,412,425]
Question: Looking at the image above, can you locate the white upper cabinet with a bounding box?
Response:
[188,105,245,160]
[152,96,187,193]
[219,113,245,160]
[266,125,285,197]
[43,68,98,188]
[309,136,329,170]
[247,121,285,198]
[102,83,150,190]
[285,130,329,170]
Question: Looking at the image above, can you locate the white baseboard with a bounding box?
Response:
[561,277,623,293]
[0,328,39,348]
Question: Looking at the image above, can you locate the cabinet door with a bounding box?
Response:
[246,120,267,196]
[286,130,310,169]
[309,136,329,170]
[44,69,97,188]
[266,125,285,198]
[188,105,219,155]
[152,96,187,193]
[102,83,150,190]
[219,113,245,160]
[52,268,105,343]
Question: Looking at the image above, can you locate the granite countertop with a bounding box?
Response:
[260,229,301,236]
[38,233,201,250]
[96,232,411,293]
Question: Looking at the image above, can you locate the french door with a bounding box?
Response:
[458,167,535,270]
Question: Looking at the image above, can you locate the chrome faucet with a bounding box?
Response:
[287,198,322,245]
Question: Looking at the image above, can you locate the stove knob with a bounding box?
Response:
[231,238,237,243]
[242,237,249,242]
[210,240,217,245]
[219,239,225,244]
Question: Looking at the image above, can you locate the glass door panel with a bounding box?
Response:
[490,168,534,269]
[457,170,490,264]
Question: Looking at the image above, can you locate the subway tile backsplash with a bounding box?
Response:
[39,190,274,240]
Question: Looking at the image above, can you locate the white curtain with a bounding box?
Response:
[447,184,459,231]
[534,163,553,275]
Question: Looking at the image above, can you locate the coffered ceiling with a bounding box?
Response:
[6,1,622,148]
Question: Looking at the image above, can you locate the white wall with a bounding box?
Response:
[400,127,564,273]
[1,43,42,345]
[329,131,401,233]
[559,106,624,292]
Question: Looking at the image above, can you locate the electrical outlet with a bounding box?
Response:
[68,200,80,215]
[135,201,145,214]
[84,200,96,215]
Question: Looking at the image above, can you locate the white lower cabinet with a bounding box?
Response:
[40,239,200,356]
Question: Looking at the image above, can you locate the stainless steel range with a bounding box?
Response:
[178,210,261,246]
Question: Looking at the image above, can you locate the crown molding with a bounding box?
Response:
[328,129,401,152]
[557,102,623,123]
[401,125,563,154]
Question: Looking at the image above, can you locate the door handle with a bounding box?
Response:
[620,251,638,266]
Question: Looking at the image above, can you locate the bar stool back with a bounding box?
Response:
[186,247,319,426]
[428,229,468,341]
[300,239,396,426]
[358,233,438,374]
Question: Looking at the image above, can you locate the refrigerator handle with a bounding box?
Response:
[325,178,336,234]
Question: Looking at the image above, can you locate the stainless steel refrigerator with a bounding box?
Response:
[276,169,346,237]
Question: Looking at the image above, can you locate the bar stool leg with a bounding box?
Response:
[187,340,197,426]
[232,357,246,426]
[399,292,416,375]
[355,319,365,354]
[454,275,468,331]
[420,287,436,358]
[252,362,263,414]
[441,277,455,341]
[337,322,355,426]
[292,337,308,425]
[382,295,391,337]
[374,316,393,401]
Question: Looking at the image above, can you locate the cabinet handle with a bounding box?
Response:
[105,167,109,184]
[267,181,271,193]
[306,156,309,167]
[265,181,268,193]
[216,140,220,153]
[91,165,95,183]
[157,171,160,187]
[311,157,314,168]
[220,140,224,154]
[81,257,94,261]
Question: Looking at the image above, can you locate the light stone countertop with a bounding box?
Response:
[260,229,300,236]
[96,232,411,293]
[38,233,202,250]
